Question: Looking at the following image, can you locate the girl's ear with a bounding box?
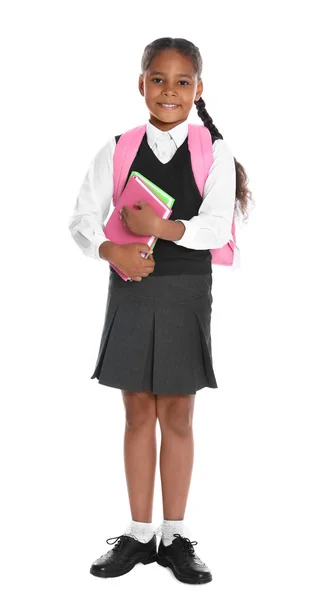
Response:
[138,74,144,97]
[195,79,203,102]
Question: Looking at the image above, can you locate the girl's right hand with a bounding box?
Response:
[100,241,155,282]
[132,252,155,282]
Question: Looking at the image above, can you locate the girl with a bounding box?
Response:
[68,37,252,585]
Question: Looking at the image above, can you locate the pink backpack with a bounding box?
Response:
[112,123,239,268]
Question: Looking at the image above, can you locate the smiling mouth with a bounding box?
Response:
[157,103,180,110]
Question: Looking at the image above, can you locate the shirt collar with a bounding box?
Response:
[146,119,188,150]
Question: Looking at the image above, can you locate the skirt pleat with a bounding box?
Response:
[90,267,218,395]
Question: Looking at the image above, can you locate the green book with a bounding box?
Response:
[129,171,175,209]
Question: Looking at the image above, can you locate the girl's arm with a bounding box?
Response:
[155,139,236,249]
[153,219,186,241]
[68,137,116,261]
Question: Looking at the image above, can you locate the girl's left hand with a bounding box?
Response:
[120,200,160,236]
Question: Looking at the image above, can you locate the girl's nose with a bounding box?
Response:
[161,82,178,95]
[162,89,178,97]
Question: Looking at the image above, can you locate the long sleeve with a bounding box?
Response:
[173,138,236,250]
[68,137,116,261]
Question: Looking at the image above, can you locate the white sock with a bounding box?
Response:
[124,520,155,543]
[161,519,185,546]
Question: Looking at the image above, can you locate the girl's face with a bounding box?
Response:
[139,49,203,131]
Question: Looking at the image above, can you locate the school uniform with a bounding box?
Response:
[68,119,236,395]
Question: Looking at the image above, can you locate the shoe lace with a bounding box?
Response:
[103,534,128,555]
[173,533,198,558]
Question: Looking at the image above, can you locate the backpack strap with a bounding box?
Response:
[188,123,236,243]
[113,124,146,206]
[187,124,214,197]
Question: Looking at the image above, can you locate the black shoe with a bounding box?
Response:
[90,534,157,578]
[156,533,212,584]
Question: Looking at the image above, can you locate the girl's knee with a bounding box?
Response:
[122,390,157,431]
[157,395,195,436]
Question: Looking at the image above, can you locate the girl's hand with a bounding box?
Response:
[120,200,160,237]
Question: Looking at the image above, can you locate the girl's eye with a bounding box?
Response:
[151,78,189,86]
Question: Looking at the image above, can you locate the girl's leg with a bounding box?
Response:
[156,394,195,519]
[122,391,157,522]
[154,394,213,585]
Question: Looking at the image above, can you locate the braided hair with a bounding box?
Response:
[141,37,254,220]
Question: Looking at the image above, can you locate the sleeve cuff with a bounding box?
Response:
[92,232,112,261]
[173,220,199,247]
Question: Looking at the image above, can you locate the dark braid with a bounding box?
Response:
[194,97,223,140]
[141,37,254,220]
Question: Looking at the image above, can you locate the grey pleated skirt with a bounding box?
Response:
[90,266,218,395]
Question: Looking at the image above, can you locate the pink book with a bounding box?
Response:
[103,175,172,281]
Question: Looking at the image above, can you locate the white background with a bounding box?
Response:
[1,1,335,598]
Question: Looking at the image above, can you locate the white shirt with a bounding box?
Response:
[68,119,237,262]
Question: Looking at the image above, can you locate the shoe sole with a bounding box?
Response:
[90,553,157,578]
[156,555,212,584]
